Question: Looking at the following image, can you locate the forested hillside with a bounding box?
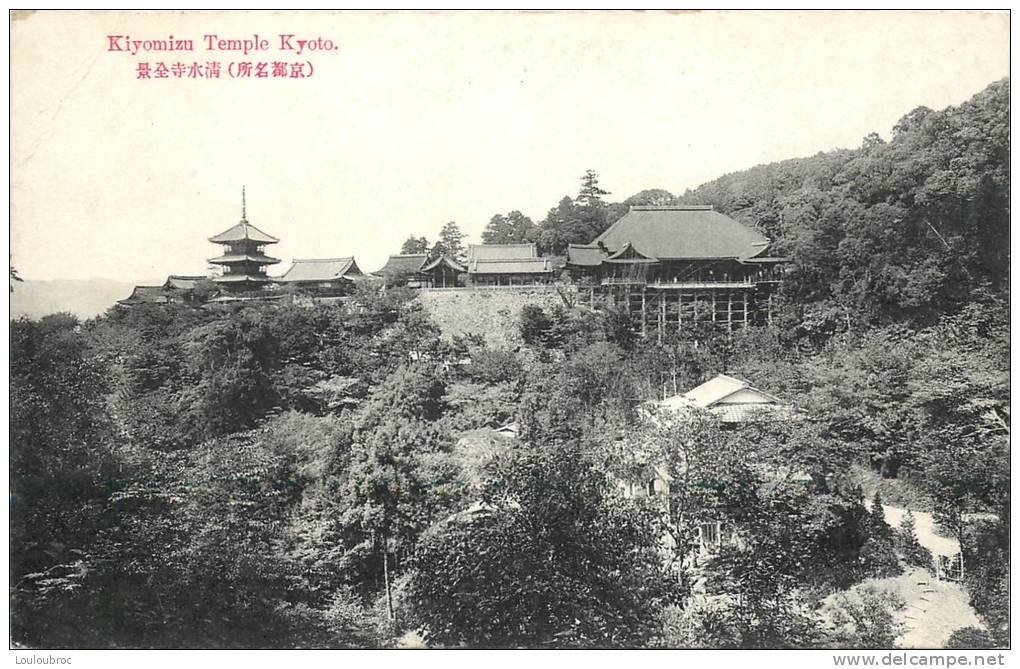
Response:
[677,78,1009,330]
[10,80,1009,649]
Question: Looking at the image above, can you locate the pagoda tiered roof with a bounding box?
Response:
[207,252,281,265]
[214,273,273,284]
[209,220,279,244]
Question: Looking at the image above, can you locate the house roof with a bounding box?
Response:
[209,220,279,244]
[683,373,759,407]
[468,257,554,275]
[467,243,537,261]
[277,257,364,283]
[375,254,428,275]
[594,206,770,260]
[420,255,466,273]
[163,275,206,290]
[659,373,795,423]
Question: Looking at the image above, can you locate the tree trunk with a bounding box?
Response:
[383,538,395,621]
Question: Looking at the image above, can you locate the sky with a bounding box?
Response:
[9,10,1010,282]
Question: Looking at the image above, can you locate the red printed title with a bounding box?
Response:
[107,34,338,79]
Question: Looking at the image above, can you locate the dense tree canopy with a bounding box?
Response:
[430,221,468,263]
[400,235,430,255]
[480,210,536,245]
[679,78,1009,327]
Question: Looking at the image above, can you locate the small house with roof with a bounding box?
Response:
[660,373,798,424]
[208,189,281,290]
[567,205,785,332]
[618,373,803,555]
[465,243,556,287]
[276,257,366,295]
[620,374,797,499]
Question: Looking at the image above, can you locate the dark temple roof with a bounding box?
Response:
[278,257,364,283]
[375,254,428,276]
[466,243,553,274]
[118,285,170,305]
[469,257,554,275]
[593,206,770,260]
[566,244,606,267]
[467,243,537,262]
[163,275,206,290]
[420,255,466,273]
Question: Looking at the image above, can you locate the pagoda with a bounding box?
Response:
[208,187,280,289]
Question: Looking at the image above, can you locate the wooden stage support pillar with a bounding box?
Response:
[658,293,665,344]
[640,290,647,337]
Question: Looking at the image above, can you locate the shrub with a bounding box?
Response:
[894,510,933,570]
[825,588,905,649]
[944,627,999,649]
[519,305,552,345]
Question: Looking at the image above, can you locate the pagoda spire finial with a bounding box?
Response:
[241,185,247,221]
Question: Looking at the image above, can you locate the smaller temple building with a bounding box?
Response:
[276,257,366,295]
[117,274,209,306]
[419,255,465,288]
[375,253,430,287]
[375,253,466,288]
[465,243,556,287]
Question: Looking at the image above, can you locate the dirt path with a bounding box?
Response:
[833,567,983,648]
[872,504,960,557]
